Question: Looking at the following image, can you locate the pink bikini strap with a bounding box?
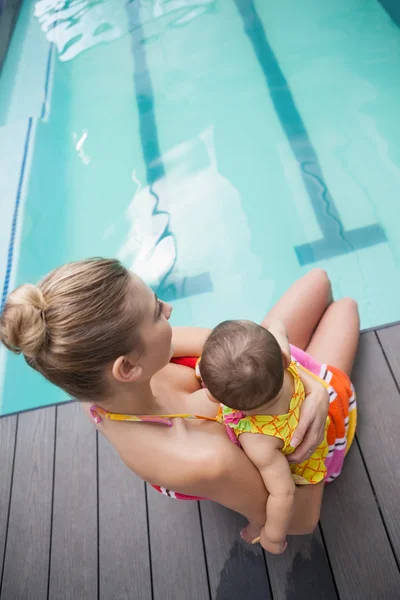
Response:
[90,406,103,424]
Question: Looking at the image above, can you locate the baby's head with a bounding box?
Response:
[201,320,288,411]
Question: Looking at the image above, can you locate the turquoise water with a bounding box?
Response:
[1,0,400,415]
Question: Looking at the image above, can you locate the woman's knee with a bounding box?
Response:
[309,268,329,284]
[308,268,332,297]
[336,296,359,317]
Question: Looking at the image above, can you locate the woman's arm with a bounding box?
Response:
[289,481,324,535]
[171,327,211,357]
[184,436,324,536]
[120,424,269,524]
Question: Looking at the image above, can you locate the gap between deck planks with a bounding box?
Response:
[1,408,55,599]
[0,330,400,599]
[48,403,97,600]
[0,414,17,591]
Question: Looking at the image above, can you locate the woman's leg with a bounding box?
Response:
[306,297,360,376]
[261,269,333,350]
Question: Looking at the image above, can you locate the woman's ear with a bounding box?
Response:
[281,347,291,369]
[112,355,142,383]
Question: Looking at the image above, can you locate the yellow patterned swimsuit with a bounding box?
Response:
[218,362,329,485]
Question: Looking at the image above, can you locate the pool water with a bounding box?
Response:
[1,0,400,415]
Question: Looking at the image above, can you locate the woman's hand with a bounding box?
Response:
[289,367,329,464]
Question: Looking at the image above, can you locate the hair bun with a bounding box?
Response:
[0,284,48,360]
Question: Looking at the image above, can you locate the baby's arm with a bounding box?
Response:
[240,433,295,554]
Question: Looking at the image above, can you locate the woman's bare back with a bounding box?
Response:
[81,362,231,484]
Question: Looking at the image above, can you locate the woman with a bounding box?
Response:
[0,260,359,534]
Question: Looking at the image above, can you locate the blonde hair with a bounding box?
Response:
[200,320,284,411]
[0,258,142,400]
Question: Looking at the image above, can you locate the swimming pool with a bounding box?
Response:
[1,0,400,415]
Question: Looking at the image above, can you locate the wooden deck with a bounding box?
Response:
[1,326,400,600]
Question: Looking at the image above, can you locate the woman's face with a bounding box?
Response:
[133,275,173,379]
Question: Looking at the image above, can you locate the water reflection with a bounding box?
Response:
[118,127,265,303]
[34,0,216,61]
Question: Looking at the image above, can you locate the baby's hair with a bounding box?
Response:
[201,320,284,411]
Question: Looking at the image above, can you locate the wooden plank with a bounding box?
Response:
[1,407,55,600]
[98,434,152,600]
[352,331,400,562]
[48,403,97,599]
[377,324,400,386]
[147,487,210,600]
[0,415,17,584]
[199,501,271,600]
[320,440,400,599]
[265,528,338,600]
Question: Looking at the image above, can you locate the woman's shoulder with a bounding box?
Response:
[151,361,201,396]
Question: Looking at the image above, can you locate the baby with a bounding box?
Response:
[199,318,329,554]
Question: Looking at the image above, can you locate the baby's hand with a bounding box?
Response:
[260,528,287,554]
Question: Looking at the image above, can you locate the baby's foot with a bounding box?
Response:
[240,522,262,544]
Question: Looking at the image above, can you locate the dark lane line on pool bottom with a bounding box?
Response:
[233,0,387,265]
[127,2,213,301]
